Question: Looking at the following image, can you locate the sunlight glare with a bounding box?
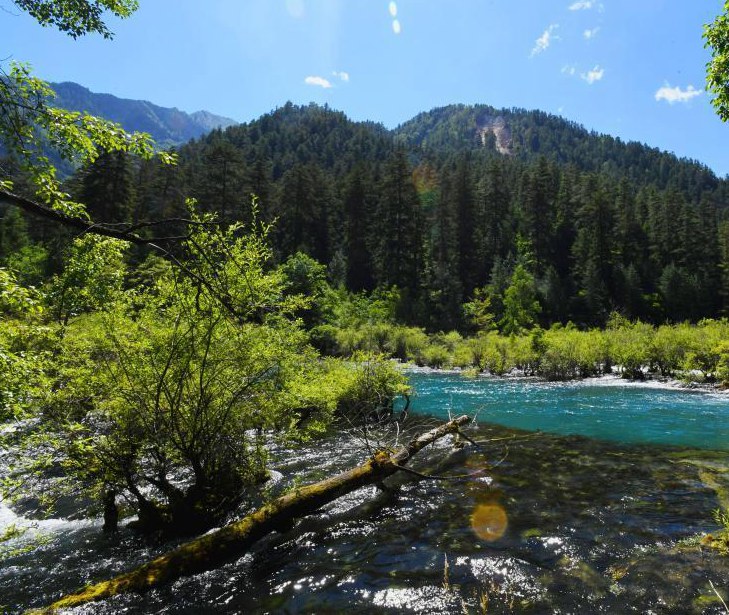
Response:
[392,19,401,35]
[389,2,398,18]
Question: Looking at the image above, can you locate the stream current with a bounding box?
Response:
[2,373,729,613]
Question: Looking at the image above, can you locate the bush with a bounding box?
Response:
[451,341,476,368]
[391,326,429,363]
[333,356,411,421]
[480,332,512,375]
[422,344,451,369]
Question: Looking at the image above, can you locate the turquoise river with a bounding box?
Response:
[2,372,729,613]
[405,371,729,451]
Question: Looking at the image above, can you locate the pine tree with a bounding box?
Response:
[373,148,422,300]
[422,163,461,329]
[499,264,542,334]
[194,137,247,225]
[572,175,615,324]
[518,156,558,274]
[473,158,512,288]
[77,151,136,223]
[342,164,376,291]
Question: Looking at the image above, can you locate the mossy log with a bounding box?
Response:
[35,415,470,613]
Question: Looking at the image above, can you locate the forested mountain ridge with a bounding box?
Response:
[394,104,725,196]
[4,100,729,331]
[50,81,238,147]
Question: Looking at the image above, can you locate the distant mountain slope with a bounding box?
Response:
[50,81,238,147]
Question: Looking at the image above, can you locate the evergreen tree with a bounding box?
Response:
[275,163,333,263]
[77,150,136,223]
[374,148,422,301]
[342,164,376,291]
[572,175,615,324]
[658,263,701,322]
[422,164,461,329]
[193,136,247,225]
[499,264,542,334]
[518,156,557,274]
[473,158,511,287]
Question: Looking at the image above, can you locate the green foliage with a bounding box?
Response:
[715,508,729,530]
[422,344,452,369]
[0,63,166,219]
[463,286,495,332]
[479,332,512,376]
[499,264,542,335]
[0,523,52,561]
[0,267,44,316]
[331,356,411,421]
[0,320,54,422]
[705,1,729,121]
[13,0,139,39]
[279,251,330,327]
[0,206,423,534]
[607,319,653,379]
[451,340,476,368]
[5,244,49,287]
[7,98,727,332]
[48,235,127,323]
[0,270,54,421]
[390,326,429,363]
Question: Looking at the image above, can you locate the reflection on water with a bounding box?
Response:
[2,375,729,613]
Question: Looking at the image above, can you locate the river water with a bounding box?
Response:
[2,373,729,613]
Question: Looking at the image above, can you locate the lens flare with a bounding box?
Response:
[392,19,401,35]
[389,1,398,17]
[470,502,508,542]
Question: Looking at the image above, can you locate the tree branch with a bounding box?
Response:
[35,415,470,613]
[0,188,150,244]
[0,188,246,321]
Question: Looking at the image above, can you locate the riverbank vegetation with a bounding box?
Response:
[317,310,729,386]
[0,208,410,537]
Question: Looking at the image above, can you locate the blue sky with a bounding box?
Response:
[2,0,726,176]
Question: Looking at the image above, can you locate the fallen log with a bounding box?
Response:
[34,415,470,613]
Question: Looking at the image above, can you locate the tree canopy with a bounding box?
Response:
[705,0,729,121]
[12,0,139,38]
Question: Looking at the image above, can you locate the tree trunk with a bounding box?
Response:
[101,488,118,534]
[36,415,469,613]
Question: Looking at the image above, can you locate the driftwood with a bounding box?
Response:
[34,415,470,613]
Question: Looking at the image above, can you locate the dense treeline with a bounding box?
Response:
[3,102,729,331]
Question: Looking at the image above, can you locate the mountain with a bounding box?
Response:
[8,99,729,329]
[50,81,238,147]
[162,102,728,327]
[394,104,722,196]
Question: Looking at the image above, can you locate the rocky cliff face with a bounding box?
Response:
[478,115,513,155]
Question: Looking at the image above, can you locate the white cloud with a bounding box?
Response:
[392,19,401,34]
[531,24,559,57]
[581,65,604,84]
[561,65,576,76]
[304,76,333,89]
[655,83,702,104]
[332,71,350,83]
[569,1,593,10]
[583,27,599,39]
